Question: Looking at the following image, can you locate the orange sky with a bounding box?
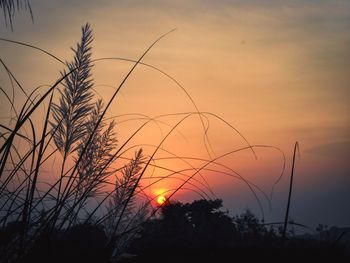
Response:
[0,0,349,228]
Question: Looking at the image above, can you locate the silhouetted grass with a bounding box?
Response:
[0,23,301,262]
[282,141,299,241]
[0,0,33,30]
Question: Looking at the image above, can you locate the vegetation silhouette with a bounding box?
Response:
[123,199,350,262]
[19,223,110,263]
[1,21,281,262]
[0,19,349,262]
[0,0,33,30]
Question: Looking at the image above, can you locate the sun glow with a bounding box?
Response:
[156,195,167,206]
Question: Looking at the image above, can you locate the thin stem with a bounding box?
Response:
[282,141,299,241]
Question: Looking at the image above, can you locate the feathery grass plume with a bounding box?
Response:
[105,149,149,255]
[50,23,94,156]
[76,99,117,197]
[59,99,118,227]
[48,23,95,229]
[0,0,33,30]
[107,149,144,231]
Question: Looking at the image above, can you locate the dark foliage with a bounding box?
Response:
[135,199,235,252]
[1,199,349,262]
[122,199,350,262]
[4,223,112,263]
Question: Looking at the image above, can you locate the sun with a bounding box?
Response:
[156,195,167,206]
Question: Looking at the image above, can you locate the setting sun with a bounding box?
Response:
[156,195,167,206]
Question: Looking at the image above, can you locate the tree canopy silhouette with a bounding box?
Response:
[122,199,349,262]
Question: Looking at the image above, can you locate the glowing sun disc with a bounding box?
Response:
[156,195,166,205]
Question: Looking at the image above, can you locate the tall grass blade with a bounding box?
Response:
[282,141,299,240]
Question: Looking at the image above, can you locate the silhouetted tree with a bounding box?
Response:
[121,199,350,262]
[126,199,236,261]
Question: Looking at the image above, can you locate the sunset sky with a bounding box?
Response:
[0,0,349,229]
